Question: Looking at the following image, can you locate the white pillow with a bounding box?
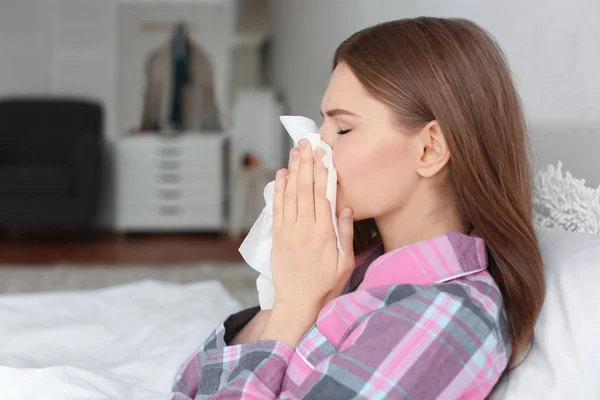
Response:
[493,227,600,399]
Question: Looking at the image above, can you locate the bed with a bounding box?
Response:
[0,138,598,399]
[2,228,598,400]
[0,279,241,399]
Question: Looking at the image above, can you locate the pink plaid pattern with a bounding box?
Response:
[172,231,510,399]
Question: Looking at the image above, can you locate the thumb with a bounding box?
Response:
[337,208,355,270]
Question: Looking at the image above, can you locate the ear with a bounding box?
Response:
[416,120,451,178]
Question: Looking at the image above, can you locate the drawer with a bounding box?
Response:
[117,186,223,207]
[116,204,225,231]
[116,169,223,191]
[117,135,226,165]
[117,154,223,174]
[119,202,222,216]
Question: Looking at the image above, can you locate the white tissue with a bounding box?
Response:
[238,116,341,310]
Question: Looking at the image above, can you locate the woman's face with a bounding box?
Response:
[318,63,423,221]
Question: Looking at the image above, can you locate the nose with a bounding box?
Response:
[318,124,334,149]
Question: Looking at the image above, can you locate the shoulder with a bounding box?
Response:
[364,272,508,346]
[338,277,509,396]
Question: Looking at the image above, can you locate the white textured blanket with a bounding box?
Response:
[0,280,240,399]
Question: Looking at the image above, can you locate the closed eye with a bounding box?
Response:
[337,129,351,135]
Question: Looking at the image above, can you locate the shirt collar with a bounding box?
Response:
[349,231,487,291]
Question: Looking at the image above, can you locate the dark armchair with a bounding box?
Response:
[0,98,103,230]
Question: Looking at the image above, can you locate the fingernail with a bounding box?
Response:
[291,149,299,161]
[315,147,325,158]
[344,211,353,222]
[299,139,308,150]
[276,169,285,180]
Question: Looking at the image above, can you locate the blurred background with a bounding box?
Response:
[0,0,598,305]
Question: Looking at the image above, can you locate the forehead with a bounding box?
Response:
[321,63,379,111]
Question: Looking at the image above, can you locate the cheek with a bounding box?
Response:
[332,144,363,185]
[333,139,416,218]
[332,144,374,215]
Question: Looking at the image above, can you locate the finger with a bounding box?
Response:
[314,147,330,223]
[284,147,300,224]
[273,168,287,229]
[337,208,355,274]
[297,139,315,221]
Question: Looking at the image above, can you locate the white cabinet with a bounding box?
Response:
[227,89,284,237]
[115,133,227,232]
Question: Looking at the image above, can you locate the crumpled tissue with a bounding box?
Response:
[238,116,341,310]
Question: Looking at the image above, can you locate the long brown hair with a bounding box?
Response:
[334,17,545,366]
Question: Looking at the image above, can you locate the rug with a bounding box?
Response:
[0,263,259,308]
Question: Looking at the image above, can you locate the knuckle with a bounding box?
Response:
[298,234,311,247]
[284,183,296,194]
[284,181,296,193]
[301,149,313,161]
[299,178,312,190]
[284,191,296,204]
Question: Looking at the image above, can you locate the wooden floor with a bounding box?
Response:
[0,231,245,265]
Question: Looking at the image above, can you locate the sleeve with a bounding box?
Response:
[173,288,506,400]
[140,51,159,131]
[172,306,265,397]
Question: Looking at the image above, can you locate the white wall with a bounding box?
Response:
[0,0,118,226]
[0,0,52,95]
[271,0,600,186]
[0,0,116,131]
[0,0,259,228]
[0,0,237,140]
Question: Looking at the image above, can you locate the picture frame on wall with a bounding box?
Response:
[116,1,235,136]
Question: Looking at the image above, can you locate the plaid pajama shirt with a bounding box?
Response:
[172,231,510,399]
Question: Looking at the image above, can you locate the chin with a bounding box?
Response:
[336,203,373,222]
[335,187,365,220]
[336,204,361,220]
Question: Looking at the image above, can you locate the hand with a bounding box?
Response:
[260,139,355,348]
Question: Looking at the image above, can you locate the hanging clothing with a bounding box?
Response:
[169,23,192,129]
[141,26,222,132]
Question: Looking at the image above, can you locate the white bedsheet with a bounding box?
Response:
[0,279,241,399]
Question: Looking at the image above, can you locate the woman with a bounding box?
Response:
[172,17,545,400]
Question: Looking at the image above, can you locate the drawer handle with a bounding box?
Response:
[158,173,181,183]
[158,205,181,216]
[158,148,181,157]
[158,189,181,199]
[158,160,181,170]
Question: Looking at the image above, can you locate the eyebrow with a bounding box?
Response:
[319,108,360,118]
